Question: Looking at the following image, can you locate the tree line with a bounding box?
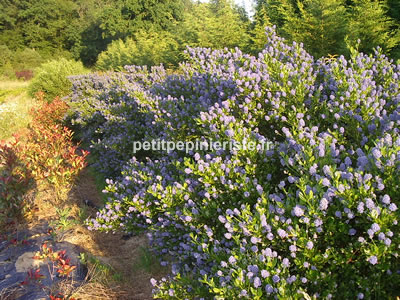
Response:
[254,0,400,59]
[0,0,399,74]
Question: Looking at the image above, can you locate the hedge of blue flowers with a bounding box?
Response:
[68,27,400,299]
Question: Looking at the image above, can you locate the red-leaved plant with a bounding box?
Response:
[15,70,34,81]
[1,94,89,222]
[33,243,77,279]
[19,95,89,197]
[0,136,33,224]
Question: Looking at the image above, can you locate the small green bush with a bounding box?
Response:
[0,47,43,79]
[13,48,43,71]
[0,45,14,69]
[29,58,87,102]
[96,30,181,71]
[0,45,16,79]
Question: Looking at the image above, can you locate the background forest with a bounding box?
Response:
[1,0,400,77]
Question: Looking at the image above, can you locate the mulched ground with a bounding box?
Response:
[0,169,164,300]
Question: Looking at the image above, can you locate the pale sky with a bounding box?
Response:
[199,0,255,17]
[235,0,254,17]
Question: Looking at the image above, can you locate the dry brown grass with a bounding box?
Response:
[0,285,26,300]
[0,80,29,91]
[50,262,129,300]
[0,80,37,140]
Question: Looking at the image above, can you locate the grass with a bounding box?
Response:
[132,246,165,274]
[0,86,28,104]
[0,80,30,90]
[87,166,108,204]
[0,80,36,140]
[78,253,124,284]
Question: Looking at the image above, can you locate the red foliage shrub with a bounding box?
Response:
[1,96,89,219]
[20,97,88,191]
[21,123,88,188]
[31,94,69,126]
[0,136,33,223]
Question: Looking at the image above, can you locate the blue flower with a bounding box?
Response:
[228,256,236,264]
[261,270,269,278]
[225,129,234,137]
[278,181,286,189]
[368,256,378,265]
[292,205,305,217]
[389,203,397,211]
[371,148,382,159]
[265,284,273,294]
[319,198,329,211]
[218,215,227,223]
[357,202,365,213]
[306,241,314,249]
[272,275,280,283]
[309,164,317,175]
[254,276,262,288]
[382,194,391,204]
[322,178,330,187]
[150,278,157,286]
[282,258,290,267]
[371,223,380,232]
[277,229,288,238]
[314,218,323,227]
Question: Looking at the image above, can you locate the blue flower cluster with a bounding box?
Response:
[69,27,400,298]
[68,65,166,176]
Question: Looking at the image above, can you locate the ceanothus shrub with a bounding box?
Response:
[80,27,400,298]
[68,66,166,176]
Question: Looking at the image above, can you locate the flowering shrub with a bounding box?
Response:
[68,66,166,176]
[71,27,400,298]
